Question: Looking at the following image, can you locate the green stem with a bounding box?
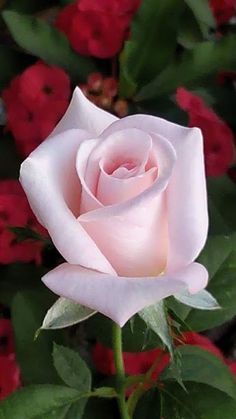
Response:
[112,322,131,419]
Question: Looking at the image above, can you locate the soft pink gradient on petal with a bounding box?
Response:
[78,133,176,276]
[50,87,118,138]
[42,262,208,326]
[102,115,208,271]
[20,129,115,275]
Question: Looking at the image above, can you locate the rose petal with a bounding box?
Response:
[50,87,118,138]
[42,262,208,326]
[102,116,208,271]
[20,129,115,275]
[78,133,176,276]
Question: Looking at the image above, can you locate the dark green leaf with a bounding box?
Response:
[161,383,236,419]
[53,344,91,392]
[2,10,96,81]
[0,385,80,419]
[11,290,63,384]
[184,0,215,35]
[133,388,161,419]
[137,35,236,100]
[119,0,185,96]
[208,176,236,232]
[186,251,236,331]
[162,345,236,399]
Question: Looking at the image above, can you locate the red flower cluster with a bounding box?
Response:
[176,87,234,176]
[93,332,236,384]
[0,180,47,264]
[0,319,21,400]
[56,0,140,58]
[80,72,128,117]
[210,0,236,25]
[2,62,71,157]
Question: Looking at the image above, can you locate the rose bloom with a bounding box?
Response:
[20,87,208,326]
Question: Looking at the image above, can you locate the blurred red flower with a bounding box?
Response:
[176,87,234,176]
[0,319,21,400]
[2,62,70,157]
[56,0,140,58]
[210,0,236,25]
[92,332,236,385]
[0,180,47,264]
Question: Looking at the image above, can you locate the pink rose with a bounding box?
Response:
[20,88,208,326]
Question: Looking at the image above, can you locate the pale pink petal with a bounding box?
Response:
[78,134,176,276]
[102,115,208,270]
[50,87,118,138]
[42,262,208,326]
[20,129,115,275]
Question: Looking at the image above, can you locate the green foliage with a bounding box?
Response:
[137,35,236,100]
[0,385,81,419]
[161,345,236,399]
[139,301,173,356]
[175,289,220,310]
[133,388,161,419]
[119,0,185,97]
[11,290,64,385]
[42,298,96,330]
[161,383,236,419]
[53,344,91,391]
[184,0,215,36]
[2,10,96,82]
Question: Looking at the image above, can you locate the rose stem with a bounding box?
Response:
[112,322,131,419]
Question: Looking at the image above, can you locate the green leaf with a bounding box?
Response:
[161,383,236,419]
[41,298,96,330]
[92,387,117,399]
[198,234,235,279]
[133,388,161,419]
[208,176,236,232]
[175,289,220,310]
[178,8,204,49]
[2,10,96,82]
[161,345,236,399]
[137,35,236,100]
[11,290,63,385]
[184,0,215,36]
[139,301,173,356]
[53,344,91,418]
[119,0,185,97]
[0,385,81,419]
[186,251,236,331]
[53,343,91,392]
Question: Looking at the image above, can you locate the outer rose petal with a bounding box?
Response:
[20,129,115,275]
[50,87,118,138]
[42,262,208,326]
[102,116,208,272]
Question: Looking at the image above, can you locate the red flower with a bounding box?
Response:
[56,0,140,58]
[2,62,70,157]
[0,319,21,400]
[0,319,14,356]
[176,87,234,176]
[0,180,47,264]
[92,332,236,382]
[0,354,21,400]
[210,0,236,25]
